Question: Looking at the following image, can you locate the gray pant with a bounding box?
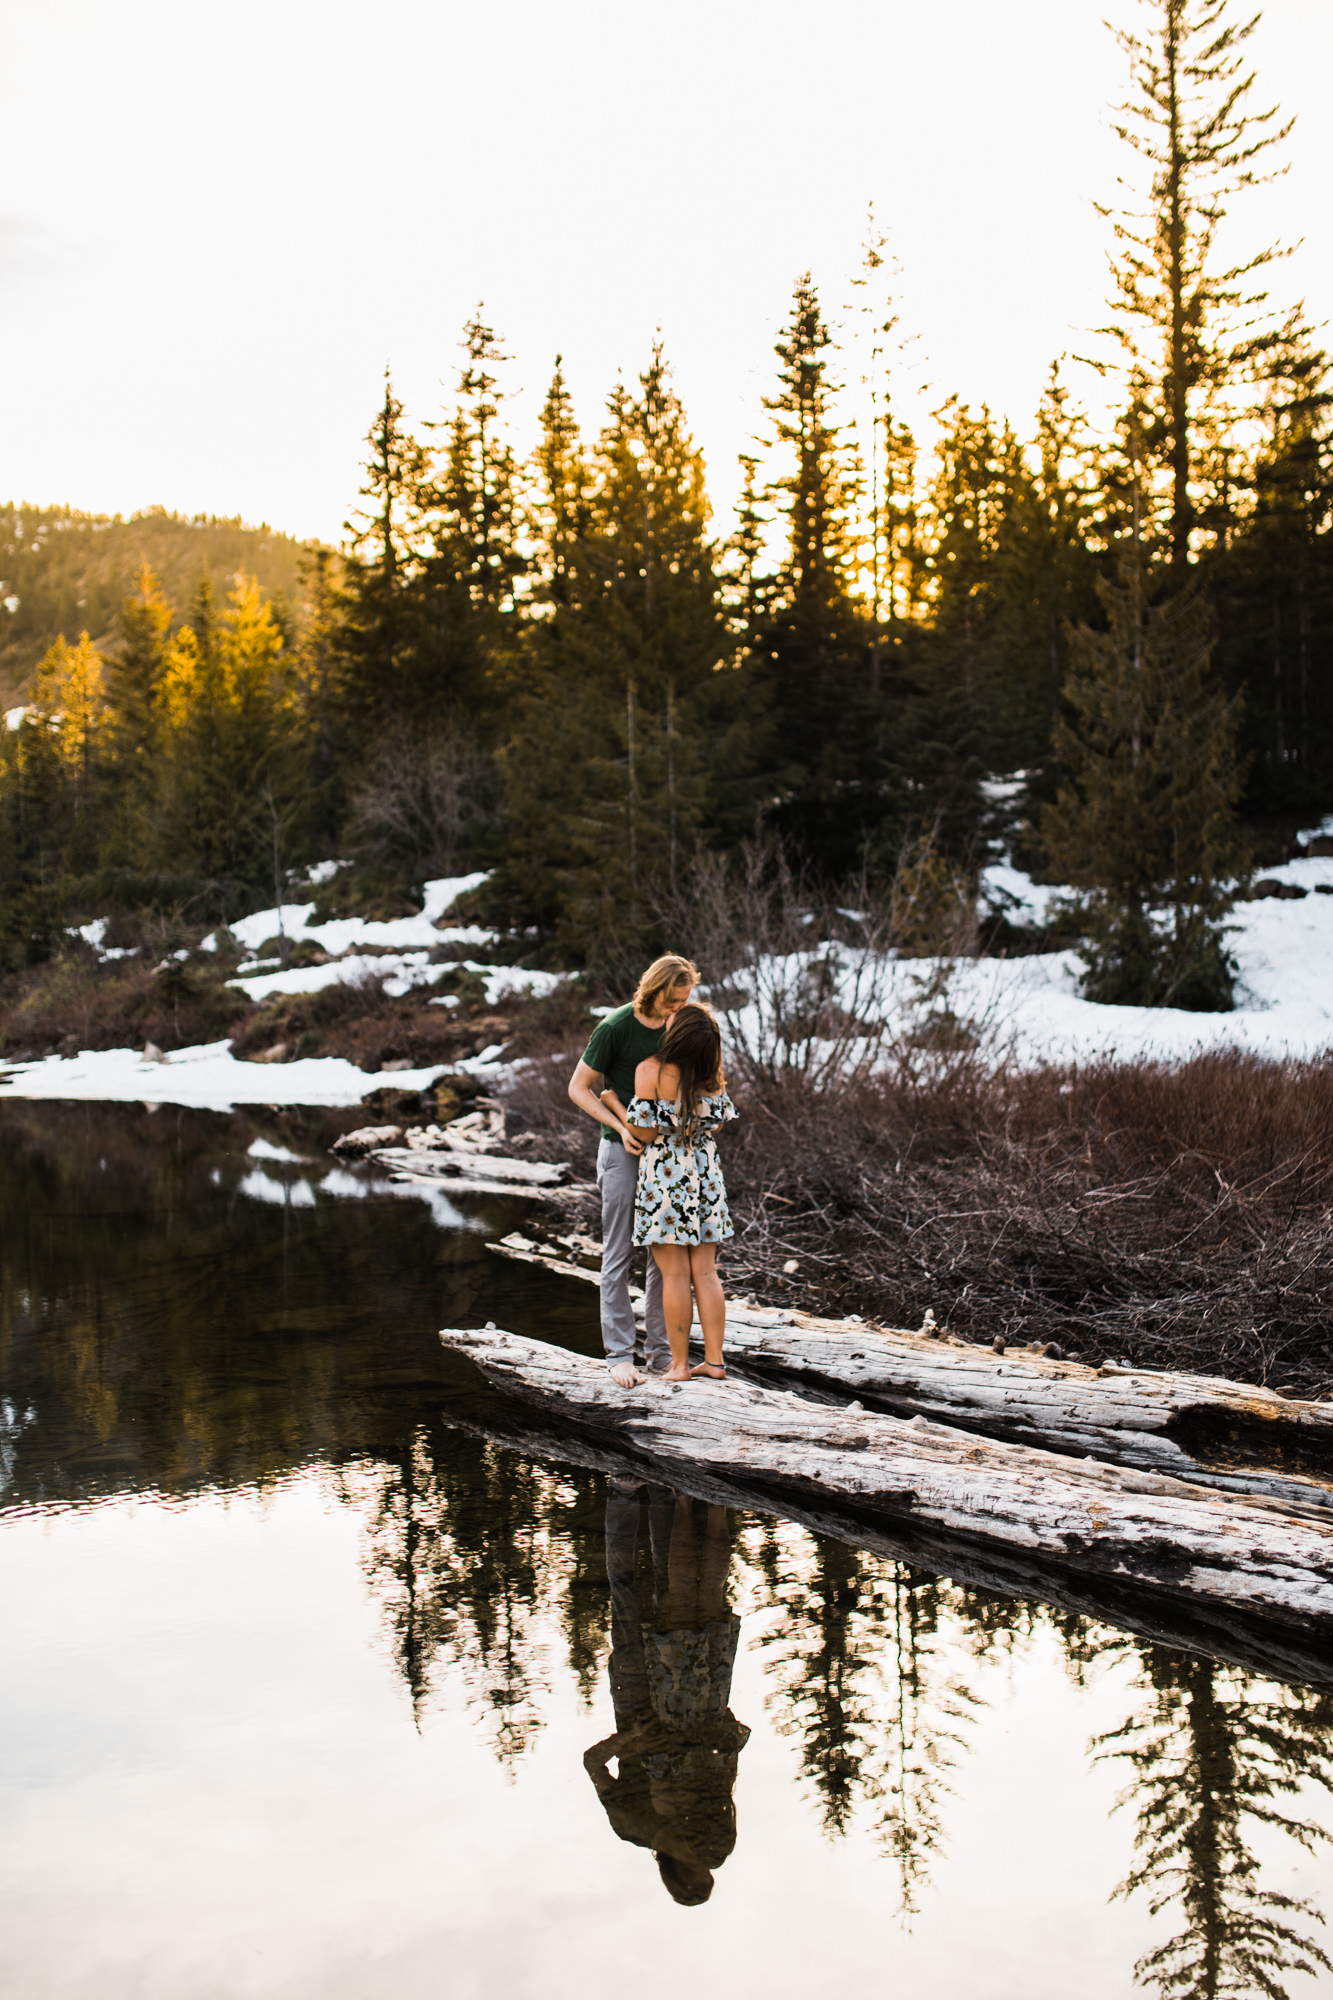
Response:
[597,1138,669,1371]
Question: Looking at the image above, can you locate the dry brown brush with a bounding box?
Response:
[720,1048,1333,1399]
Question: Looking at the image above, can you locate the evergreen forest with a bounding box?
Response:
[3,0,1330,1008]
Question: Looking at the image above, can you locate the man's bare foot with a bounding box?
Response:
[608,1360,644,1388]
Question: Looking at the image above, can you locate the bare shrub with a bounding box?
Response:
[348,726,503,877]
[670,833,981,1090]
[503,1052,601,1174]
[0,949,246,1056]
[720,1049,1333,1398]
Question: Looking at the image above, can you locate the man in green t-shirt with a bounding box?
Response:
[568,954,698,1386]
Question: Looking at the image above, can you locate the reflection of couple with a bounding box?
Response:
[583,1480,750,1906]
[569,955,737,1388]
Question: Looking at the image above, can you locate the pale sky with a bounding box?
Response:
[2,0,1329,547]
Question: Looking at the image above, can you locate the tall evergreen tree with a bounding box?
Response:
[500,347,728,966]
[415,308,526,733]
[30,631,106,839]
[337,372,428,729]
[102,566,173,861]
[1208,340,1333,809]
[156,575,305,890]
[751,274,878,874]
[1042,513,1245,1009]
[1095,0,1297,567]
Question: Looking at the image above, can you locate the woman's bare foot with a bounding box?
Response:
[690,1361,726,1379]
[608,1360,644,1388]
[660,1362,692,1382]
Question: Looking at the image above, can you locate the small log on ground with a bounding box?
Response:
[440,1398,1333,1693]
[439,1324,1333,1643]
[482,1237,1333,1517]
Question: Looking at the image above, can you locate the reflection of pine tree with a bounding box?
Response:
[358,1429,609,1762]
[1098,1649,1333,1999]
[753,1535,978,1913]
[872,1567,977,1917]
[761,1539,881,1835]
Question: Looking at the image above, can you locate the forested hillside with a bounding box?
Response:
[2,0,1330,1014]
[0,505,315,701]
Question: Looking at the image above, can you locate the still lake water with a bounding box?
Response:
[2,1100,1331,2000]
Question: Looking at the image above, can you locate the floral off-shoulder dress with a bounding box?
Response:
[627,1091,738,1246]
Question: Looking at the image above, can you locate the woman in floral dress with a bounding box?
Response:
[603,1003,737,1383]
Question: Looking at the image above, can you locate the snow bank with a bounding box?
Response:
[230,954,564,1007]
[0,1040,509,1112]
[210,870,491,957]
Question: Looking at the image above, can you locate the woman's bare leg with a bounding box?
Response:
[652,1244,694,1379]
[658,1494,701,1626]
[697,1505,732,1618]
[688,1243,725,1372]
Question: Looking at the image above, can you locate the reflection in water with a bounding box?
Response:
[358,1431,610,1760]
[749,1529,981,1914]
[1099,1650,1333,1999]
[584,1482,750,1906]
[2,1101,1333,1984]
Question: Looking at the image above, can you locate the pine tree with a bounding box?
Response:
[415,307,526,732]
[1208,339,1333,809]
[0,707,68,966]
[337,372,428,729]
[500,347,728,966]
[105,567,170,770]
[1042,508,1245,1009]
[295,545,341,842]
[1094,0,1297,567]
[156,576,305,889]
[103,565,173,860]
[751,274,878,874]
[30,631,106,831]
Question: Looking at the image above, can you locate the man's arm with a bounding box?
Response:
[568,1059,643,1154]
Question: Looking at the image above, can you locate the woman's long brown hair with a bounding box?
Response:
[658,1003,724,1143]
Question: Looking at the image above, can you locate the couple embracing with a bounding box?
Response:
[568,956,737,1389]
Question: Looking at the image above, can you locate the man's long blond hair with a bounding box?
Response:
[633,954,700,1017]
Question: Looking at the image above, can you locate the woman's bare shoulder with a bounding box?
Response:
[640,1057,680,1099]
[634,1055,665,1096]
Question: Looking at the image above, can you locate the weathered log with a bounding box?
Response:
[440,1395,1333,1693]
[439,1324,1333,1642]
[483,1237,1333,1518]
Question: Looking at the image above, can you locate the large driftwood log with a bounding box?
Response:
[484,1236,1333,1518]
[439,1324,1333,1642]
[441,1396,1333,1692]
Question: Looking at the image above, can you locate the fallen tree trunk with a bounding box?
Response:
[441,1396,1333,1693]
[439,1325,1333,1645]
[484,1237,1333,1518]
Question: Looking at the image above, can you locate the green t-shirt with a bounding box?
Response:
[582,1002,664,1130]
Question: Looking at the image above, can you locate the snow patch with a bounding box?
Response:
[0,1042,468,1111]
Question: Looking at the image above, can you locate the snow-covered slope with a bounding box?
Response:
[5,845,1333,1111]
